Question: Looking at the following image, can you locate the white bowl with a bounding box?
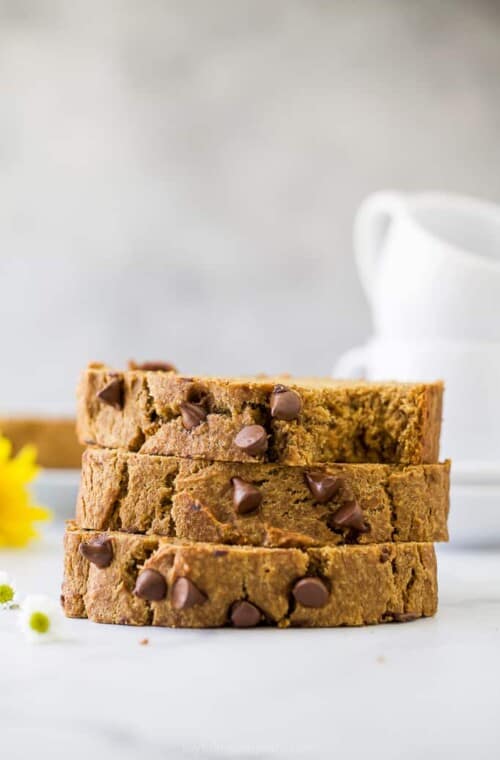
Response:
[31,468,80,520]
[449,461,500,548]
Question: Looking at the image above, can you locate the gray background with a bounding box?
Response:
[1,0,499,413]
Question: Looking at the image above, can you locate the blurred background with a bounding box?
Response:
[1,0,500,414]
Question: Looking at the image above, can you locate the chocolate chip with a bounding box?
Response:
[331,500,369,533]
[130,360,177,372]
[270,385,302,421]
[292,577,329,608]
[379,547,392,563]
[234,425,268,457]
[79,537,114,568]
[96,378,123,410]
[134,569,167,601]
[393,612,419,623]
[231,477,263,515]
[213,549,228,557]
[171,578,207,610]
[179,401,207,430]
[230,600,262,628]
[304,471,343,503]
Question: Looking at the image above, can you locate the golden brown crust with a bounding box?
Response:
[76,448,449,546]
[0,417,83,469]
[77,367,443,465]
[62,525,438,628]
[420,384,443,464]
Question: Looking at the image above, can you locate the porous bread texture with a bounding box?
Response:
[62,525,438,628]
[77,447,450,547]
[77,367,443,465]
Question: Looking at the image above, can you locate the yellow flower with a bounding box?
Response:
[0,436,51,547]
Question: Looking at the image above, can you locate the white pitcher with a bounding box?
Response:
[354,191,500,341]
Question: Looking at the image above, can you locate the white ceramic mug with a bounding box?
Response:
[355,191,500,341]
[333,338,500,463]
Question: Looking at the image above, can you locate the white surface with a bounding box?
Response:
[1,524,499,760]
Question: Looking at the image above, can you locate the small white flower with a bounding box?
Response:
[0,572,17,609]
[19,594,64,643]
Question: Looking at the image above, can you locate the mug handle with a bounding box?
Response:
[332,345,369,379]
[354,191,406,302]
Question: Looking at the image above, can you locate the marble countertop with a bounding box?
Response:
[1,524,499,760]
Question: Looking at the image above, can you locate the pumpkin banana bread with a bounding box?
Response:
[0,417,83,469]
[62,524,437,628]
[77,365,443,465]
[77,448,450,547]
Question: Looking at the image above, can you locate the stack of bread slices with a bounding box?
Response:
[62,363,448,629]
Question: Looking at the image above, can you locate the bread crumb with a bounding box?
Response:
[139,638,149,646]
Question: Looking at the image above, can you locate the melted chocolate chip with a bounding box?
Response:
[213,549,228,557]
[230,600,262,628]
[179,402,207,430]
[270,385,302,421]
[234,425,268,457]
[171,577,207,610]
[96,378,124,410]
[304,471,343,503]
[231,477,263,515]
[134,569,167,601]
[331,500,369,533]
[292,577,329,608]
[79,537,114,568]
